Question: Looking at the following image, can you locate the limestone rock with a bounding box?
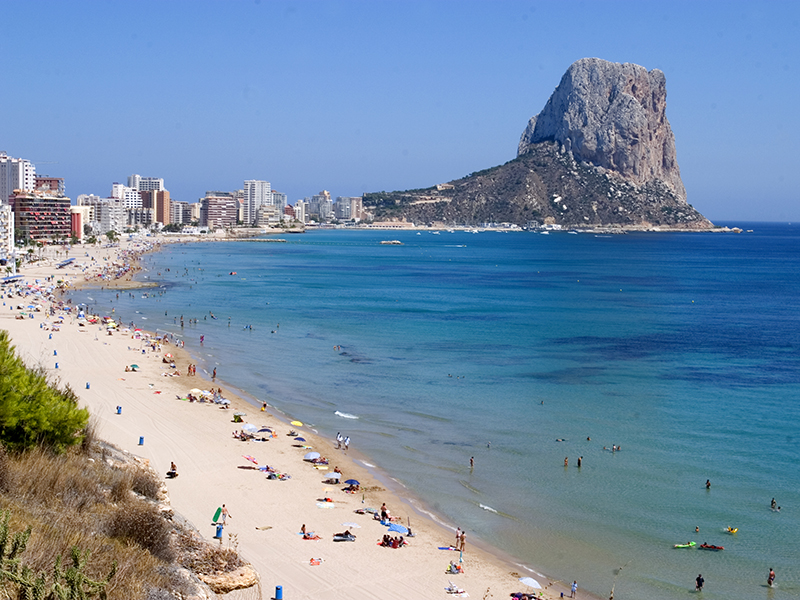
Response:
[518,57,687,202]
[198,565,259,594]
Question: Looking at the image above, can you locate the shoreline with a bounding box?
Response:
[1,236,591,600]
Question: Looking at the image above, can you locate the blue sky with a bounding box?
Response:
[1,0,797,222]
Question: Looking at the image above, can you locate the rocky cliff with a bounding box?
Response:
[366,58,712,229]
[518,57,686,202]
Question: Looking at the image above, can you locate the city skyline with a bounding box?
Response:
[1,1,798,222]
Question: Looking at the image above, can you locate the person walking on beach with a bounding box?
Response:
[344,436,350,451]
[336,433,342,449]
[768,568,776,587]
[695,574,704,591]
[212,367,217,382]
[221,504,230,524]
[570,580,577,597]
[455,527,461,548]
[459,530,466,552]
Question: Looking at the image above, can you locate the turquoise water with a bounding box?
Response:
[73,225,800,599]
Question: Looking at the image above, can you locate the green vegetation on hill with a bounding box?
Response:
[0,331,89,453]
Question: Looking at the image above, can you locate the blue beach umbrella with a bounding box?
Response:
[294,437,306,442]
[258,428,272,433]
[344,479,360,485]
[387,523,408,535]
[304,451,321,460]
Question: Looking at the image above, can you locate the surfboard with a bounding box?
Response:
[212,507,222,523]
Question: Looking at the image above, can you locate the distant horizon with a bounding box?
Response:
[2,0,797,221]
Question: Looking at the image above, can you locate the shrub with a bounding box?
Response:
[107,503,174,562]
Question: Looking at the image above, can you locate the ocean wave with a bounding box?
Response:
[359,461,375,468]
[479,503,498,513]
[334,411,359,419]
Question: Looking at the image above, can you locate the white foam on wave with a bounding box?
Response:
[479,503,498,513]
[334,411,359,419]
[360,461,376,468]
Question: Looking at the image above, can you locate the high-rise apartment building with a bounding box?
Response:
[0,204,14,259]
[111,183,142,210]
[141,190,171,225]
[12,190,71,241]
[128,175,164,192]
[201,192,238,229]
[293,200,307,223]
[0,152,36,203]
[77,195,125,234]
[35,176,65,196]
[243,180,271,225]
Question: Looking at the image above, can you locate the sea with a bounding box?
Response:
[71,224,800,600]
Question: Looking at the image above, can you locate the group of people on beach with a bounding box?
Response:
[335,432,350,450]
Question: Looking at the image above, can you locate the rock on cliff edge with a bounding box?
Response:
[518,57,687,203]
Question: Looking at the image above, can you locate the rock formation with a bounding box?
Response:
[518,57,686,202]
[365,58,712,229]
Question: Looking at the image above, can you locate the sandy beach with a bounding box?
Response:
[1,238,575,600]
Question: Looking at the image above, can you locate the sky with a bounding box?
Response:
[1,0,798,222]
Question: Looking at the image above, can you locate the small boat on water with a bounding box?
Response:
[699,543,724,550]
[725,527,738,534]
[673,541,696,548]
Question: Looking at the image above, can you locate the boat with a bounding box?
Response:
[699,543,724,550]
[725,527,738,534]
[673,541,696,548]
[380,240,403,245]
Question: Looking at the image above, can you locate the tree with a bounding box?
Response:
[86,235,97,246]
[105,231,118,243]
[70,233,79,246]
[83,224,92,236]
[0,331,89,453]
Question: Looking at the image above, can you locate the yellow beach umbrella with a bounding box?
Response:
[291,420,303,427]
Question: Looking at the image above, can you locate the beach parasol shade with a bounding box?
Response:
[387,523,408,534]
[294,437,306,442]
[242,424,258,433]
[304,451,321,460]
[324,472,341,479]
[258,428,272,433]
[189,388,202,395]
[290,420,303,427]
[344,479,359,485]
[219,399,231,405]
[233,412,247,416]
[519,577,542,589]
[341,522,361,528]
[130,364,140,369]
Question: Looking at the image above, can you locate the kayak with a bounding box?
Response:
[699,543,724,550]
[674,542,696,548]
[725,527,738,534]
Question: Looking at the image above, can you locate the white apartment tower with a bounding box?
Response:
[111,183,142,210]
[243,180,271,226]
[128,175,164,192]
[0,152,36,203]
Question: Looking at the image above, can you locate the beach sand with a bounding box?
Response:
[1,238,574,600]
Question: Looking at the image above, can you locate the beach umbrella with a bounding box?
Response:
[130,364,140,369]
[242,424,258,433]
[341,522,361,529]
[164,353,173,358]
[324,472,341,479]
[233,411,247,416]
[291,420,303,427]
[294,437,306,442]
[304,452,321,460]
[219,399,230,405]
[189,388,202,395]
[344,479,360,485]
[388,523,409,535]
[258,428,272,433]
[519,577,542,589]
